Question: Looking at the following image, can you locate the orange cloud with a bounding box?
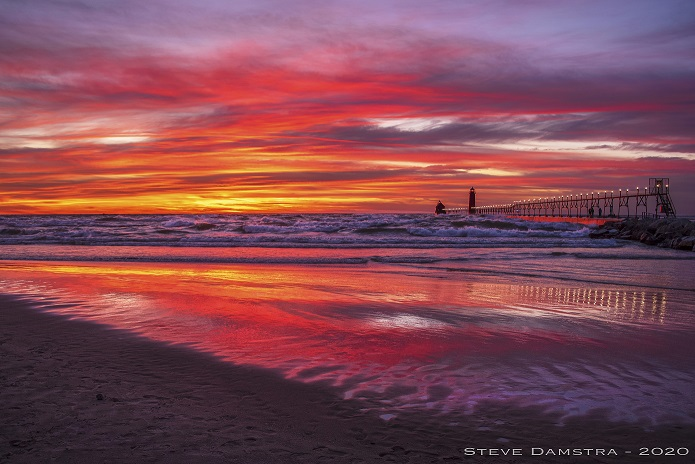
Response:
[1,0,694,214]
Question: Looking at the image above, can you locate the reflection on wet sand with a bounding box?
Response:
[513,285,668,324]
[1,260,693,426]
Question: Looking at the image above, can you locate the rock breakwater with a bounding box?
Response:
[590,217,695,251]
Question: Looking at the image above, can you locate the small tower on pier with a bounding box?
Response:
[469,187,476,214]
[651,178,676,217]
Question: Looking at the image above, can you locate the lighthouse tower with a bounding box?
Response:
[469,187,476,214]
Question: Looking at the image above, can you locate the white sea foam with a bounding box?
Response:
[0,213,595,250]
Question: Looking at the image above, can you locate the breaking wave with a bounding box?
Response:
[0,213,595,249]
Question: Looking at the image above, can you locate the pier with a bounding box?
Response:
[444,178,676,219]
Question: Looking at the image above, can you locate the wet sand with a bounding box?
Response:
[2,294,694,463]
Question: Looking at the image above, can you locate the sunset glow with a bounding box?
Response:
[2,0,694,214]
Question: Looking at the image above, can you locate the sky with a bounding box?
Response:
[1,0,694,214]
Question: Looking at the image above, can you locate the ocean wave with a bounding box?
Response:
[0,213,597,248]
[162,218,196,228]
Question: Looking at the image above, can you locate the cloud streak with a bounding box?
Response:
[1,0,694,213]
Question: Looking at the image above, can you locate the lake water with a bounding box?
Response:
[1,213,694,426]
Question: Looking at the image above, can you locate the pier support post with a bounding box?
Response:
[469,187,476,215]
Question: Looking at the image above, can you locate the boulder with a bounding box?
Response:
[591,217,695,251]
[646,218,669,234]
[639,232,659,245]
[676,236,695,251]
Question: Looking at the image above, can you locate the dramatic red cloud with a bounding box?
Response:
[1,0,694,214]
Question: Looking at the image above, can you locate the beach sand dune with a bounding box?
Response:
[2,295,692,463]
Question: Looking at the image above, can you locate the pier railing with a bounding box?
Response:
[448,178,676,219]
[444,207,469,214]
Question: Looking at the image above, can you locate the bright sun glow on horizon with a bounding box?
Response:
[1,0,694,215]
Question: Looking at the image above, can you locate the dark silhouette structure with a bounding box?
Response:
[468,187,476,214]
[475,178,676,219]
[440,178,676,219]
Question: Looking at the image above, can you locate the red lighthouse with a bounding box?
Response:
[469,187,476,214]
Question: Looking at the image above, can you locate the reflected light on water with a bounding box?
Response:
[1,260,693,426]
[513,285,668,325]
[369,314,450,331]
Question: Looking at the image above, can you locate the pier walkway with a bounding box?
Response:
[445,178,676,220]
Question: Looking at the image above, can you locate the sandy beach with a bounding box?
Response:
[1,294,443,463]
[2,291,694,464]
